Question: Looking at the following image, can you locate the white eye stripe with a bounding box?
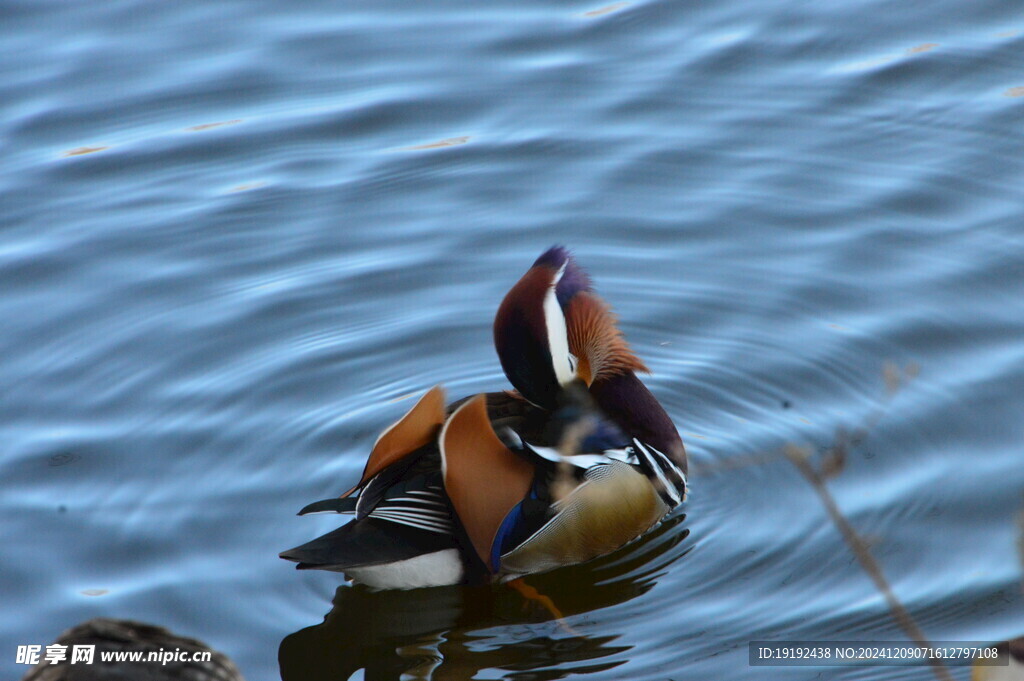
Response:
[544,262,575,386]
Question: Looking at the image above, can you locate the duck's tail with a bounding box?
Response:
[280,517,467,589]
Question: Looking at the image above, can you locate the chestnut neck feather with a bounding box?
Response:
[565,291,648,384]
[589,371,686,472]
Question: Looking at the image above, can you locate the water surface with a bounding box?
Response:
[2,0,1023,679]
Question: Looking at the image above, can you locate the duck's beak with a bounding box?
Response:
[573,351,593,386]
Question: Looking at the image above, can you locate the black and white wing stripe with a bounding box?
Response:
[366,483,456,535]
[630,438,686,507]
[297,468,457,536]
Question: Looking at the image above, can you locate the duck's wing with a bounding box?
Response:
[341,385,447,499]
[296,385,447,518]
[440,394,535,572]
[292,384,445,518]
[286,391,544,580]
[296,388,535,523]
[282,386,472,585]
[280,517,454,572]
[355,459,456,535]
[281,461,462,574]
[296,456,421,518]
[628,438,686,508]
[297,496,358,515]
[281,449,478,588]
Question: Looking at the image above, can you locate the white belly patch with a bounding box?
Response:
[344,549,464,589]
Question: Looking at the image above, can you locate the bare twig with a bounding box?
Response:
[777,363,952,681]
[784,445,952,681]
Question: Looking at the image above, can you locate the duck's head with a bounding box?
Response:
[493,246,586,409]
[494,246,647,409]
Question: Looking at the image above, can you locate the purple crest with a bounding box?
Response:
[532,245,593,307]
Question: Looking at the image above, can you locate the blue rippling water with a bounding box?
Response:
[2,0,1023,679]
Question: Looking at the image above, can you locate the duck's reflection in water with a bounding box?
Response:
[280,515,689,681]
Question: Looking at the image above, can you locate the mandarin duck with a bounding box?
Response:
[280,247,686,589]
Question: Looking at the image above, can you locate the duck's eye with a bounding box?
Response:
[568,354,578,373]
